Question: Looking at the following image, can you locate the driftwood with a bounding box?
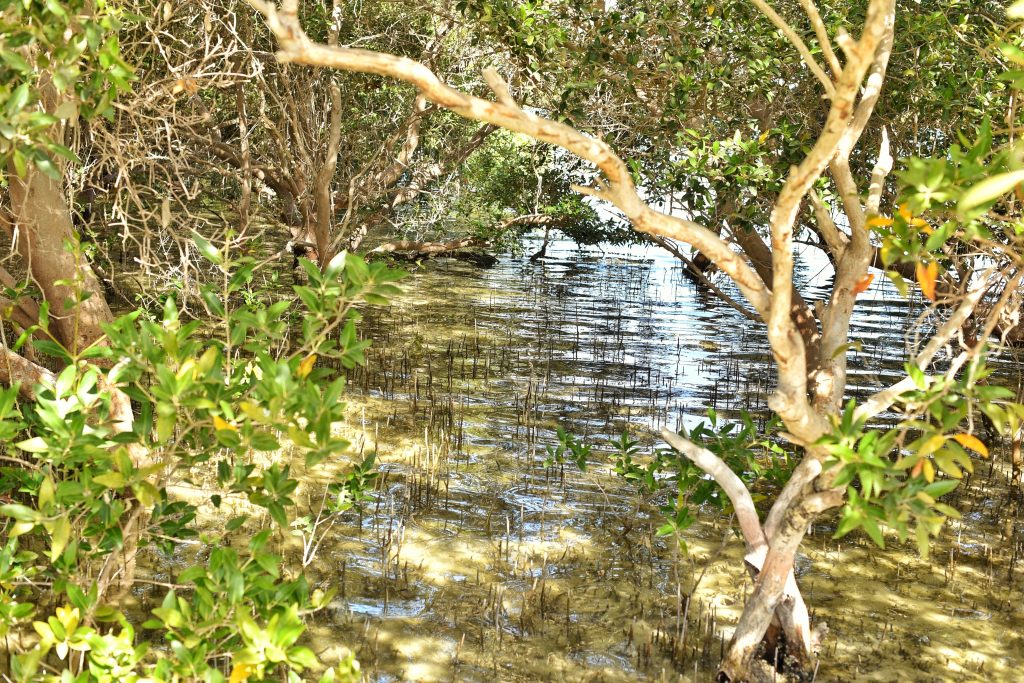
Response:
[369,237,497,267]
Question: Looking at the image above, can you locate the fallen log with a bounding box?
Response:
[369,238,498,267]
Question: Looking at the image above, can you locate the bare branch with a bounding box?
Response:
[0,343,55,399]
[798,0,842,77]
[865,127,893,216]
[660,429,766,554]
[750,0,835,96]
[646,234,762,323]
[482,67,516,107]
[854,273,994,422]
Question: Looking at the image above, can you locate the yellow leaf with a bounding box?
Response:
[922,458,936,483]
[213,415,237,432]
[866,216,893,227]
[902,214,935,234]
[852,273,874,295]
[297,354,317,379]
[758,130,770,143]
[707,5,715,15]
[918,434,946,457]
[953,433,989,458]
[229,663,254,683]
[56,606,79,627]
[897,204,913,221]
[916,261,938,301]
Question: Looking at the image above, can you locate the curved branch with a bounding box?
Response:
[808,189,846,260]
[660,428,814,659]
[246,0,774,322]
[855,269,1013,422]
[660,429,765,551]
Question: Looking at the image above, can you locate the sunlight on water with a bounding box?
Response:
[294,238,1024,682]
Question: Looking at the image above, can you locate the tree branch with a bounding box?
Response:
[646,234,762,323]
[660,428,816,660]
[765,0,891,441]
[866,127,893,216]
[0,343,55,399]
[247,1,775,320]
[798,0,842,77]
[660,428,766,552]
[854,272,994,422]
[808,189,846,259]
[750,0,835,96]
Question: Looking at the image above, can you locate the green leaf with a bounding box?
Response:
[0,50,31,73]
[885,270,909,297]
[33,155,60,180]
[156,408,176,443]
[49,516,70,562]
[288,646,319,669]
[0,504,40,523]
[16,437,49,453]
[915,524,931,559]
[932,449,962,479]
[93,472,126,489]
[38,477,55,510]
[151,607,184,629]
[268,502,288,528]
[324,250,348,279]
[923,479,959,498]
[958,169,1024,215]
[833,507,862,538]
[53,101,77,120]
[6,84,31,117]
[861,516,885,549]
[191,230,222,265]
[830,340,862,359]
[249,431,281,452]
[32,339,71,361]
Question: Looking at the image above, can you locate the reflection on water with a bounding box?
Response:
[301,239,1024,681]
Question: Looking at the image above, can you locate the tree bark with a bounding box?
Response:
[7,166,114,353]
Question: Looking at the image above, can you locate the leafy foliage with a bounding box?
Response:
[0,0,132,179]
[571,412,793,551]
[0,240,402,681]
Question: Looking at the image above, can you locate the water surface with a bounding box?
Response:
[299,239,1024,682]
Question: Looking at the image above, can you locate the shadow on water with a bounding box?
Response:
[296,239,1023,682]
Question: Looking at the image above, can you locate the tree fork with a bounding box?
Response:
[245,0,897,679]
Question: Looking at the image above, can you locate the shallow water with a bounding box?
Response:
[296,239,1024,681]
